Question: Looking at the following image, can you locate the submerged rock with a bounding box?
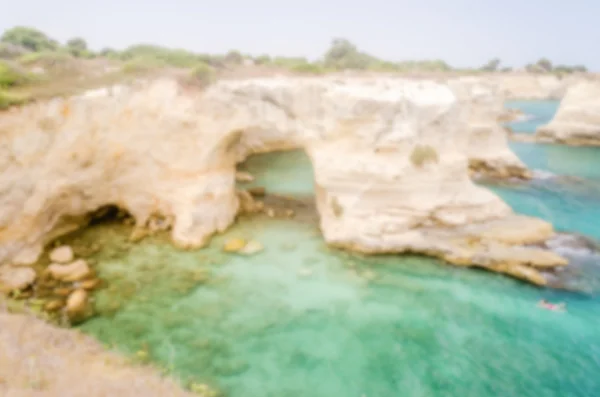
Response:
[48,259,91,282]
[0,266,36,293]
[222,238,263,255]
[222,238,247,253]
[49,245,74,263]
[239,240,264,255]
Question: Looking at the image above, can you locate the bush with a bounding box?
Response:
[120,44,202,68]
[189,62,215,86]
[121,56,168,73]
[0,90,28,109]
[410,145,439,168]
[66,37,88,57]
[289,62,326,74]
[0,61,30,87]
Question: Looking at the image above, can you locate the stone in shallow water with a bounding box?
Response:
[247,186,266,197]
[48,259,91,282]
[239,240,264,255]
[49,245,74,263]
[222,238,264,255]
[66,289,88,317]
[222,238,247,253]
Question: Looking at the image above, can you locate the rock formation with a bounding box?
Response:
[490,73,589,100]
[536,81,600,145]
[0,77,568,285]
[448,77,530,179]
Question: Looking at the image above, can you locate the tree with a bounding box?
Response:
[481,58,501,72]
[536,58,553,72]
[0,26,59,52]
[322,38,372,70]
[66,37,88,57]
[224,50,243,64]
[254,54,271,65]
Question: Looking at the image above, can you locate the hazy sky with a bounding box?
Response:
[2,0,599,70]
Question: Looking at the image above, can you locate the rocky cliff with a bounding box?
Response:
[490,73,589,100]
[448,77,530,179]
[536,81,600,145]
[0,77,567,285]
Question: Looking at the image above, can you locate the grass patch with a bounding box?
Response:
[410,144,439,168]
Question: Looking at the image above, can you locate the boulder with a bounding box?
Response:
[49,245,74,263]
[48,259,91,282]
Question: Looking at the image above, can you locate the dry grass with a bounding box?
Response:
[0,308,207,396]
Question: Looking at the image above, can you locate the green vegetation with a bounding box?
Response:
[18,50,71,66]
[0,24,591,110]
[1,26,59,52]
[0,60,31,87]
[410,145,439,168]
[0,90,28,109]
[121,56,168,73]
[189,62,215,85]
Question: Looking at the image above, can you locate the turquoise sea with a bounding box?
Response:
[75,101,600,397]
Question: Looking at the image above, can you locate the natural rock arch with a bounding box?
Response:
[0,77,566,285]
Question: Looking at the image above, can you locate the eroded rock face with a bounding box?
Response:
[537,81,600,145]
[448,77,530,179]
[491,74,584,100]
[0,77,566,285]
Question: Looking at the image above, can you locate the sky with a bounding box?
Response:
[2,0,599,70]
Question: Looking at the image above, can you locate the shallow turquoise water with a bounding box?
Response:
[509,141,600,180]
[78,103,600,397]
[505,100,560,134]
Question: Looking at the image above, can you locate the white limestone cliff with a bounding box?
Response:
[0,77,566,285]
[448,77,530,179]
[536,81,600,145]
[490,73,590,100]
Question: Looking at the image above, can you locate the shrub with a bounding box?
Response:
[119,44,201,68]
[0,90,28,109]
[224,50,243,64]
[410,144,439,168]
[289,62,326,74]
[66,37,87,57]
[189,62,215,86]
[0,61,30,87]
[121,56,167,73]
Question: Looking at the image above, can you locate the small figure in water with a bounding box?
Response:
[538,299,566,312]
